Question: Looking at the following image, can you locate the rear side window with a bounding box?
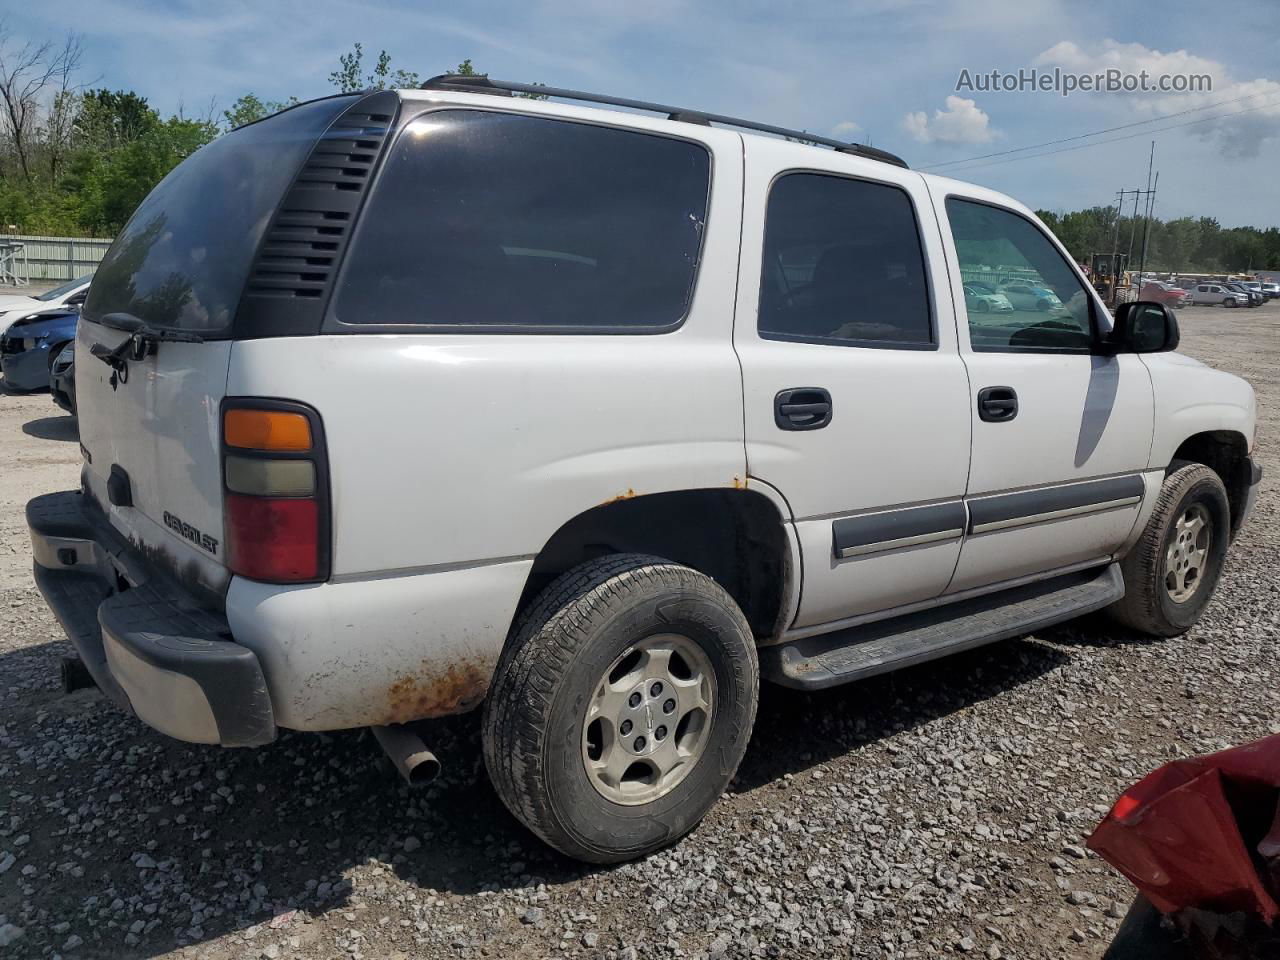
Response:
[331,110,711,331]
[758,172,933,348]
[84,96,356,335]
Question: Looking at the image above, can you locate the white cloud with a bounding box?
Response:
[902,96,996,144]
[1034,39,1280,158]
[830,120,862,139]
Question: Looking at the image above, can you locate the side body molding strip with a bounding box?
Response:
[833,501,967,560]
[829,474,1147,560]
[967,474,1146,535]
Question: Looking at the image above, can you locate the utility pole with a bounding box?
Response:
[1138,170,1159,281]
[1126,187,1143,266]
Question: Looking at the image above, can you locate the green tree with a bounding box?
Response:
[329,42,419,92]
[76,89,158,150]
[222,93,299,131]
[76,115,217,232]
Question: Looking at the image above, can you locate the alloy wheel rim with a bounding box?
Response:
[581,633,715,806]
[1165,503,1211,603]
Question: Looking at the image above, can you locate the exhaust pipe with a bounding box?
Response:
[371,724,441,787]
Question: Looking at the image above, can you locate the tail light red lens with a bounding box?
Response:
[225,495,320,581]
[221,400,329,584]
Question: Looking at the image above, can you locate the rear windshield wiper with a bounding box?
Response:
[95,312,206,344]
[89,313,205,373]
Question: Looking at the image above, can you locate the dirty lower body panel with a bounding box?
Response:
[27,490,275,746]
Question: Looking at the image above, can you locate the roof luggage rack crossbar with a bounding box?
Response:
[420,74,908,169]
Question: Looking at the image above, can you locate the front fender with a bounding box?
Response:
[1143,352,1256,467]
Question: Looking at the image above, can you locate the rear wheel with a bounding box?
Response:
[1108,463,1230,637]
[482,554,758,863]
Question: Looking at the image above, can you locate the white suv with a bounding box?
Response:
[27,78,1261,863]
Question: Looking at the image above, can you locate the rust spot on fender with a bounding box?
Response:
[601,488,638,505]
[731,476,748,490]
[384,659,491,725]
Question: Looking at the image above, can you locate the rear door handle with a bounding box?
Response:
[977,385,1018,423]
[775,388,832,431]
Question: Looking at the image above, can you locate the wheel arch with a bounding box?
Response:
[1167,429,1252,535]
[511,487,798,644]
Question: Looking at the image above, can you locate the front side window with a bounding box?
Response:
[946,198,1095,353]
[332,110,710,330]
[758,172,932,348]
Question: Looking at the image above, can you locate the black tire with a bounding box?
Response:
[1108,462,1231,637]
[482,553,759,863]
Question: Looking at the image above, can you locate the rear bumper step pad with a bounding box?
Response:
[762,563,1124,690]
[27,490,275,747]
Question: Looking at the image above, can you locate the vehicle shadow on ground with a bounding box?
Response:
[3,617,1090,959]
[22,414,78,442]
[731,630,1072,793]
[0,381,42,396]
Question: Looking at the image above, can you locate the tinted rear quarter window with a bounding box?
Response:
[331,110,711,331]
[84,96,356,335]
[757,172,933,348]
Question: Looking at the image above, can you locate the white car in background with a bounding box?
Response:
[962,282,1014,313]
[998,278,1063,311]
[0,274,93,335]
[1187,283,1249,308]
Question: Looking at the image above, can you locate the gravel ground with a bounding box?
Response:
[1,302,1277,960]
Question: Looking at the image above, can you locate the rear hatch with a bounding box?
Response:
[76,94,372,599]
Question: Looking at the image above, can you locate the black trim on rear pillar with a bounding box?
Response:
[832,501,967,559]
[233,90,401,340]
[967,474,1145,534]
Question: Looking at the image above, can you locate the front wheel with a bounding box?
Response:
[482,554,759,863]
[1107,463,1231,637]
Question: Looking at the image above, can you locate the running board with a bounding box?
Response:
[761,563,1124,690]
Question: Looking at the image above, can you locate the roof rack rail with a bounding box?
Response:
[420,74,908,169]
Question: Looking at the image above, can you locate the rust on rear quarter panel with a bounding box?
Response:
[384,658,491,725]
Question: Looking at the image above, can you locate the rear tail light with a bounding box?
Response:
[221,400,330,583]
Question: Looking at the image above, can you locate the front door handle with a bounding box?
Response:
[977,385,1018,423]
[775,387,832,431]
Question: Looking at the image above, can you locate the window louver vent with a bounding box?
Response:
[235,91,399,338]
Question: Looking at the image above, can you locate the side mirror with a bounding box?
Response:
[1109,300,1180,353]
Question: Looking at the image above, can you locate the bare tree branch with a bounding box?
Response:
[0,20,82,180]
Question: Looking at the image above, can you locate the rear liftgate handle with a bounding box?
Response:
[775,388,833,431]
[977,385,1019,423]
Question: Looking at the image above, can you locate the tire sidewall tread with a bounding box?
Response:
[1111,462,1231,637]
[482,554,759,863]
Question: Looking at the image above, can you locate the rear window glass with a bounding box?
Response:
[83,96,355,335]
[331,110,711,331]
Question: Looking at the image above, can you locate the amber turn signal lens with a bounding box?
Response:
[224,409,312,451]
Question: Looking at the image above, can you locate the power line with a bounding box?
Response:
[921,89,1278,171]
[930,97,1280,175]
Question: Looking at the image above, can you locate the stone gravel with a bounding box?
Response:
[0,302,1277,959]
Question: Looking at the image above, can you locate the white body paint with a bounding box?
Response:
[70,89,1256,732]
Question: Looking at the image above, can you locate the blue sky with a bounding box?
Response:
[9,0,1279,226]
